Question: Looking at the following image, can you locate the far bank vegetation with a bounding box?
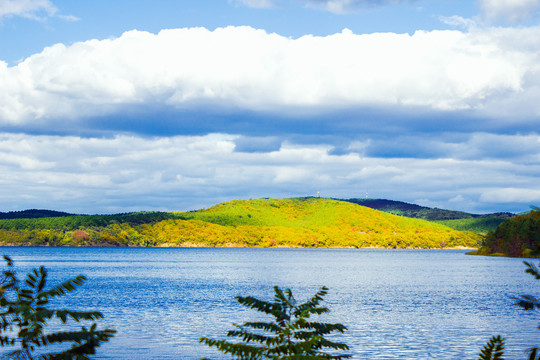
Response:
[0,198,479,249]
[470,207,540,258]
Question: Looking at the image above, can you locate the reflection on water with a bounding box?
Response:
[1,247,537,359]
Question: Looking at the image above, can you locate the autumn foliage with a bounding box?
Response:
[472,207,540,257]
[0,198,480,249]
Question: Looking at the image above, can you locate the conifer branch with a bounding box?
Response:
[201,286,351,359]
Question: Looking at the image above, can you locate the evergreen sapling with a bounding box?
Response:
[200,285,350,359]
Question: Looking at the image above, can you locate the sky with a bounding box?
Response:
[1,0,540,214]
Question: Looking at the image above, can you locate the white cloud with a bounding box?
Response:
[479,0,540,24]
[0,133,538,214]
[299,0,412,14]
[234,0,412,12]
[234,0,276,8]
[480,188,540,203]
[446,133,540,160]
[1,25,539,127]
[0,0,57,20]
[449,195,465,203]
[439,15,479,29]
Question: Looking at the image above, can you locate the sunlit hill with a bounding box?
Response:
[0,198,480,248]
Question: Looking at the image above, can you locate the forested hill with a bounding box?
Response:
[0,209,73,220]
[0,198,480,249]
[470,207,540,258]
[342,198,514,233]
[342,198,513,220]
[0,198,514,234]
[342,199,471,220]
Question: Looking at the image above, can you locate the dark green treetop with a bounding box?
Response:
[478,335,505,360]
[200,286,350,359]
[0,256,115,359]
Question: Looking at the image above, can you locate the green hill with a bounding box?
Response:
[167,197,479,248]
[432,215,514,234]
[0,198,480,249]
[469,207,540,257]
[342,198,472,220]
[0,209,73,220]
[342,198,513,233]
[0,198,513,234]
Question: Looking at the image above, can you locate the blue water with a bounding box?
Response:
[0,247,537,359]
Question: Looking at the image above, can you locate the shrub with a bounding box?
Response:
[200,286,350,359]
[0,255,115,359]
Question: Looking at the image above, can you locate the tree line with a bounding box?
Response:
[472,207,540,257]
[0,199,480,249]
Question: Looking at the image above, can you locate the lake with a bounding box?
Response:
[0,247,537,359]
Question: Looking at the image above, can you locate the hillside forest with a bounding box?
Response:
[0,198,480,249]
[471,207,540,257]
[345,198,513,233]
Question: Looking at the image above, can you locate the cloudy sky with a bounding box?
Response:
[1,0,539,214]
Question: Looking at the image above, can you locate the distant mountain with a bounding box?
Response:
[0,209,73,220]
[340,198,514,233]
[341,198,506,220]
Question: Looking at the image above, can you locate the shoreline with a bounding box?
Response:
[0,243,477,250]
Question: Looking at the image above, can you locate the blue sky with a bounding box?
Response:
[1,0,540,214]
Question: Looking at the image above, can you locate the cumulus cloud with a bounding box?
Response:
[0,133,538,214]
[1,26,539,128]
[479,0,540,24]
[0,0,57,20]
[366,132,540,160]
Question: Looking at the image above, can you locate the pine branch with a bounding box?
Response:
[37,276,87,300]
[227,326,275,344]
[199,337,266,358]
[0,256,114,359]
[294,287,328,317]
[524,262,540,280]
[55,310,104,323]
[527,348,540,360]
[2,349,30,360]
[236,296,280,316]
[239,321,283,334]
[299,322,347,335]
[201,286,350,359]
[512,295,540,311]
[479,335,505,360]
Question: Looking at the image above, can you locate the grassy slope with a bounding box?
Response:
[154,197,480,248]
[0,198,481,248]
[433,217,513,234]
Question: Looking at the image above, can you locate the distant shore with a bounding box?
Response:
[0,242,477,250]
[99,243,480,250]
